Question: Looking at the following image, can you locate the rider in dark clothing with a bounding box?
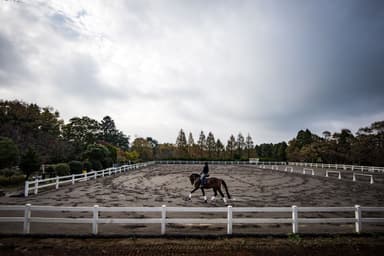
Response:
[200,162,209,187]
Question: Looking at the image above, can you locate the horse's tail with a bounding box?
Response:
[221,180,231,199]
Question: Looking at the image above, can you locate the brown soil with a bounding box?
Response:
[1,235,384,256]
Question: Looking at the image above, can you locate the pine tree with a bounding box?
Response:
[216,139,224,159]
[197,131,206,159]
[206,132,216,159]
[245,133,254,159]
[236,133,245,159]
[226,135,236,160]
[187,132,195,158]
[176,129,187,158]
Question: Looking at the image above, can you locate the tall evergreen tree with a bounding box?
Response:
[176,129,187,158]
[226,135,236,160]
[245,133,254,159]
[236,133,245,159]
[206,132,216,159]
[197,131,206,159]
[216,139,225,159]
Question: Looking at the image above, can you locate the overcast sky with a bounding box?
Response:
[1,0,383,144]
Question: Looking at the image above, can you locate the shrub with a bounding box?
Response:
[90,160,103,171]
[45,165,56,177]
[0,174,25,187]
[82,160,92,172]
[68,161,83,174]
[54,163,70,176]
[102,157,113,169]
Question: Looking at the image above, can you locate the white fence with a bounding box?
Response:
[157,160,384,173]
[326,170,341,180]
[353,173,374,184]
[289,162,384,173]
[157,160,287,165]
[24,162,155,197]
[302,168,315,176]
[0,204,383,235]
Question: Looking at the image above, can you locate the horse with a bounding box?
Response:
[188,173,231,204]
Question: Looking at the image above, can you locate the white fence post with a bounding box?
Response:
[24,181,29,197]
[55,176,59,189]
[34,178,38,195]
[161,205,166,235]
[227,205,233,235]
[355,205,362,234]
[355,205,362,233]
[23,203,31,234]
[292,205,298,234]
[72,174,75,185]
[92,205,99,235]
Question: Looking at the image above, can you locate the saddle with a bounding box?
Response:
[200,175,209,187]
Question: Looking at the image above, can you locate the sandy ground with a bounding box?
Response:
[0,164,383,235]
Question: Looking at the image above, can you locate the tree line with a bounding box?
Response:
[1,100,383,183]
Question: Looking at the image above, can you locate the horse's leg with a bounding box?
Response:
[201,188,207,203]
[188,186,199,200]
[218,188,227,204]
[211,188,218,201]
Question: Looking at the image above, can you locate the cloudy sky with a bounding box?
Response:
[1,0,383,144]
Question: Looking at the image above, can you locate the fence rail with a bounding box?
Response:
[24,162,155,197]
[0,204,383,235]
[288,162,384,173]
[155,160,384,173]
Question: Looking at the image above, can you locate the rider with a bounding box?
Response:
[200,162,209,187]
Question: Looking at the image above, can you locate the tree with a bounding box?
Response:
[296,129,314,148]
[83,144,112,170]
[0,100,70,163]
[275,142,288,161]
[157,143,176,160]
[0,137,19,169]
[99,116,130,149]
[235,133,246,159]
[245,134,254,159]
[322,131,331,140]
[19,148,41,180]
[226,135,236,160]
[176,129,187,159]
[206,132,216,159]
[197,131,206,159]
[146,137,159,160]
[215,139,225,159]
[131,137,153,161]
[187,132,195,156]
[62,116,101,155]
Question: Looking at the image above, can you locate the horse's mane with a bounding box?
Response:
[190,173,200,185]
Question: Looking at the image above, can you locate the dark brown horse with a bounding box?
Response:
[188,173,231,204]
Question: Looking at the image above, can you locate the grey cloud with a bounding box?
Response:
[54,54,124,101]
[0,33,30,86]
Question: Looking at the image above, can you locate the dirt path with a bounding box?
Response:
[1,235,384,256]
